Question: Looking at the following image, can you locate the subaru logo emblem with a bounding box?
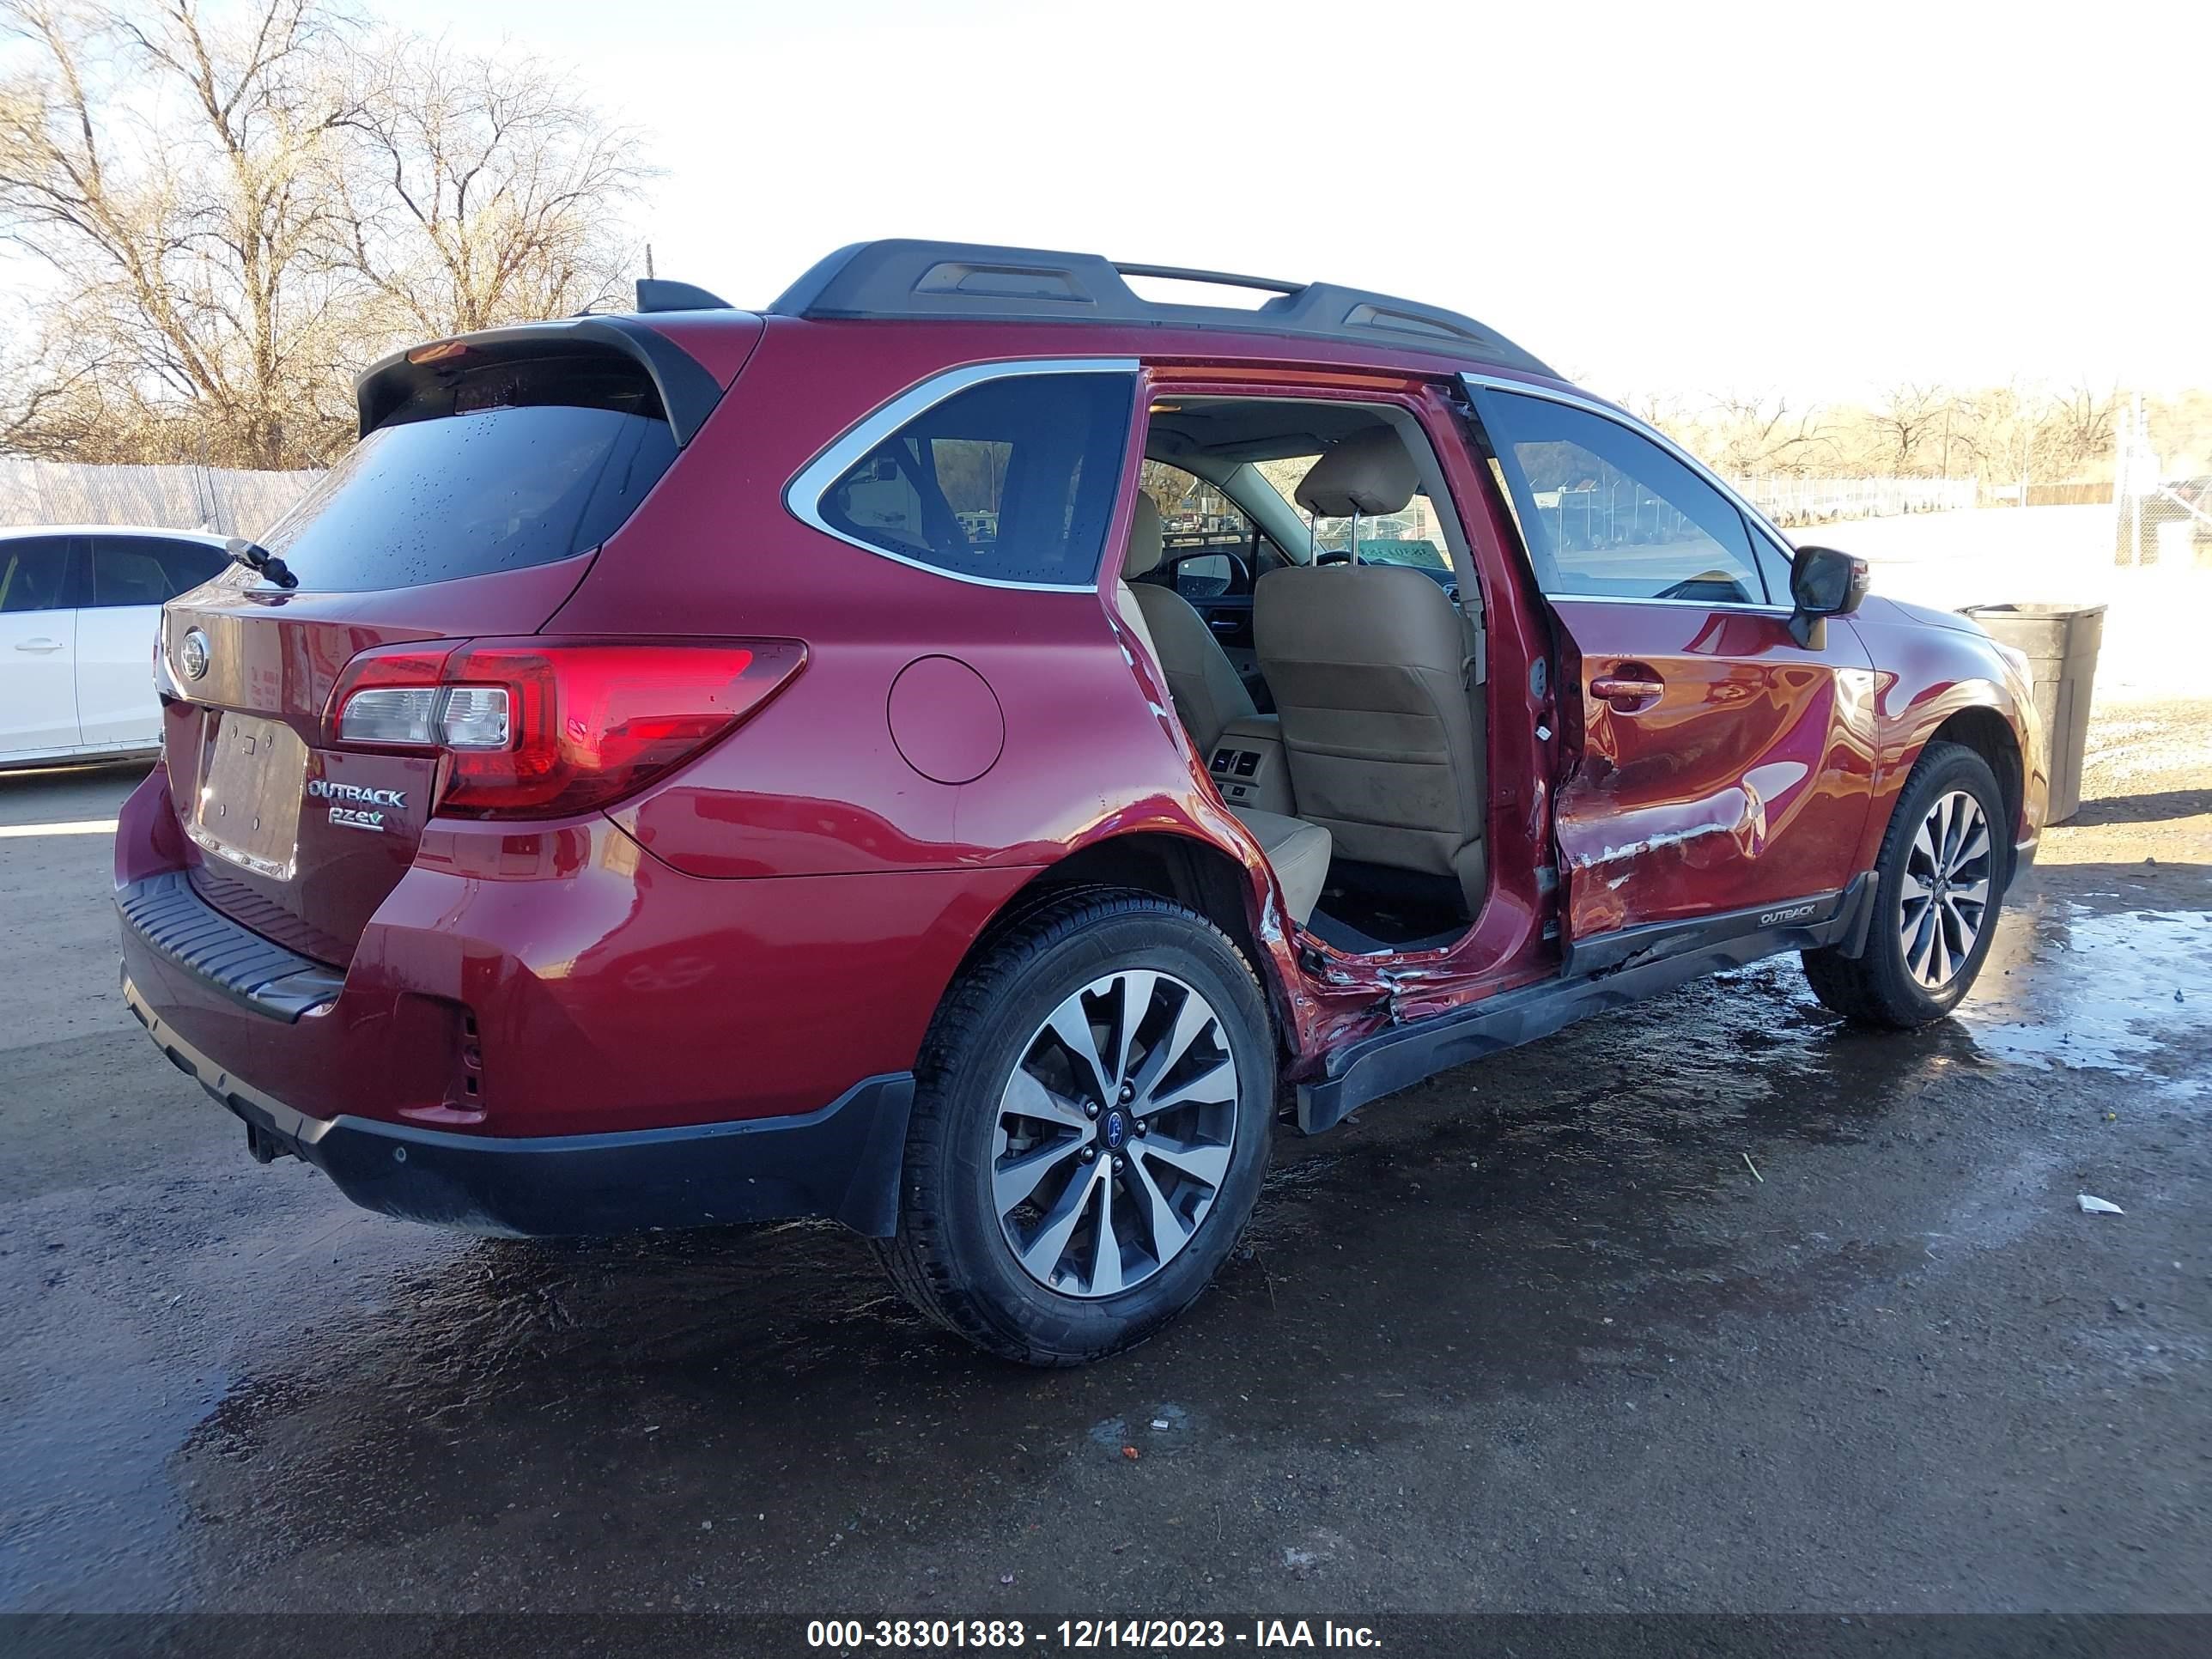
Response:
[179,629,210,681]
[1103,1109,1127,1151]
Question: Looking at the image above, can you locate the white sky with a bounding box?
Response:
[49,0,2212,400]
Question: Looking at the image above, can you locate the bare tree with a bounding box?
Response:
[1622,389,1688,435]
[1699,392,1836,477]
[0,0,365,465]
[1953,382,2052,493]
[1865,384,1959,477]
[1138,459,1194,516]
[2043,380,2120,477]
[1605,377,2185,501]
[334,35,647,337]
[0,0,649,467]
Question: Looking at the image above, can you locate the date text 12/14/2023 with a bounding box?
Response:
[805,1620,1383,1650]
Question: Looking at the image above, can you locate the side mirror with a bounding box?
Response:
[1787,544,1870,647]
[1169,550,1248,599]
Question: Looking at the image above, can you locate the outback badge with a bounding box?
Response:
[307,776,406,832]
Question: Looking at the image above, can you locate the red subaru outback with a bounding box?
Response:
[117,241,2045,1364]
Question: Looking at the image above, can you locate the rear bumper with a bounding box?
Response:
[112,759,1018,1141]
[124,971,914,1237]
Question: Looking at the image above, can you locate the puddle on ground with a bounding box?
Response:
[125,869,2212,1608]
[1957,900,2211,1098]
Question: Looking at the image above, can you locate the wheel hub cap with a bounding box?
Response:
[1899,789,1993,991]
[993,970,1238,1299]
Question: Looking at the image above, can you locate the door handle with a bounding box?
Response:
[13,637,65,653]
[1591,673,1664,711]
[1207,617,1243,635]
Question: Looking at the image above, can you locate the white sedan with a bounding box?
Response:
[0,525,232,769]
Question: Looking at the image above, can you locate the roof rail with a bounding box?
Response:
[767,240,1552,376]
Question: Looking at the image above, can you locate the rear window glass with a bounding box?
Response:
[0,537,72,613]
[261,356,679,592]
[90,537,226,606]
[811,370,1134,586]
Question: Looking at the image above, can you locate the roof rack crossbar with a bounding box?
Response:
[767,240,1552,377]
[1109,262,1304,297]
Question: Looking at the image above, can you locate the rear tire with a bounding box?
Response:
[877,890,1275,1366]
[1802,740,2008,1028]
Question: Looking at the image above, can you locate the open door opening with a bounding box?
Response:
[1127,392,1496,959]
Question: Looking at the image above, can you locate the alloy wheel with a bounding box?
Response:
[993,970,1239,1298]
[1899,788,1993,989]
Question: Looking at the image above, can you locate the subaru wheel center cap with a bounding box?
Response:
[1102,1109,1127,1152]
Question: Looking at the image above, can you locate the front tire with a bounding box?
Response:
[877,890,1275,1365]
[1803,740,2009,1028]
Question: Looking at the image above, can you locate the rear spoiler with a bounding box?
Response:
[354,316,733,447]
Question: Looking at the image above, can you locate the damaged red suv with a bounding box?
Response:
[118,240,2046,1364]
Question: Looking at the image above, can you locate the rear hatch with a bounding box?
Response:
[159,329,721,964]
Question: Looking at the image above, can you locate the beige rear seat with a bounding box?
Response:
[1228,806,1331,926]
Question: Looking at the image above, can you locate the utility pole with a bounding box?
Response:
[2130,391,2145,562]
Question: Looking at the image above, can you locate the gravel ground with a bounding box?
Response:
[1,698,2206,1628]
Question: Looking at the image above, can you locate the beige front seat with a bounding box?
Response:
[1121,495,1256,756]
[1254,429,1487,915]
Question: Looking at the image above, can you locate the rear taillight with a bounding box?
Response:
[325,638,805,818]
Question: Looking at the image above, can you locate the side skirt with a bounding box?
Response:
[1296,873,1873,1133]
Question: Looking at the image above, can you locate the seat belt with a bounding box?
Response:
[1452,569,1487,688]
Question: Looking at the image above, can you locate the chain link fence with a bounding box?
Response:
[1729,476,1978,526]
[2112,394,2212,567]
[0,459,319,538]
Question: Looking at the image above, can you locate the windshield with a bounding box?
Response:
[1249,453,1455,574]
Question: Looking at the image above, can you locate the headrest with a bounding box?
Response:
[1122,492,1164,576]
[1295,428,1419,518]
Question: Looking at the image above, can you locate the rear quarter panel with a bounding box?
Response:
[550,319,1341,1085]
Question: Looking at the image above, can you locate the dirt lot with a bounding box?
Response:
[2,694,2207,1628]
